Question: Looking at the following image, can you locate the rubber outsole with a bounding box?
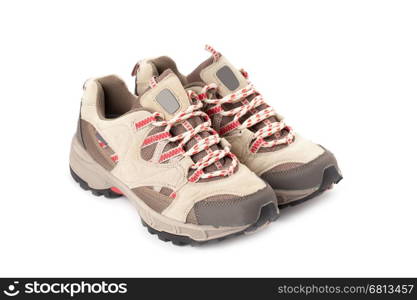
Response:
[70,166,279,246]
[142,203,279,246]
[278,165,343,209]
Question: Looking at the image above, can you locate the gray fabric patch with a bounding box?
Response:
[155,89,180,114]
[216,66,239,91]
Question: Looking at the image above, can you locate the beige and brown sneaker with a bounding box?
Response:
[132,46,342,208]
[70,72,278,245]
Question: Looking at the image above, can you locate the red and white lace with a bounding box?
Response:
[199,81,294,153]
[136,85,238,183]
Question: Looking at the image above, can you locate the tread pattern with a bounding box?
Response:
[70,165,342,245]
[142,203,279,246]
[278,165,343,209]
[70,166,279,246]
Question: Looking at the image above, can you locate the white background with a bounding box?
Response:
[1,0,416,277]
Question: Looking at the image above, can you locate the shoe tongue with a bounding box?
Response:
[138,69,191,120]
[193,55,248,97]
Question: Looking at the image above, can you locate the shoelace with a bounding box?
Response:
[146,85,237,183]
[198,80,295,153]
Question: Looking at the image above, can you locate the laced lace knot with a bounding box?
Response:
[198,71,295,153]
[141,89,238,183]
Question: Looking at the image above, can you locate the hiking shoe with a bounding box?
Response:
[132,46,342,208]
[70,72,278,245]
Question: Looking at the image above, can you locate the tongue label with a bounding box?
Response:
[155,89,180,114]
[216,66,240,91]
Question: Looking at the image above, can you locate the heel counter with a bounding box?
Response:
[77,79,118,171]
[80,78,102,125]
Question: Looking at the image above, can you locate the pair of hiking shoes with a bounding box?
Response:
[70,46,342,245]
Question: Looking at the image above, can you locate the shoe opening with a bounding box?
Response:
[150,56,188,86]
[96,75,137,119]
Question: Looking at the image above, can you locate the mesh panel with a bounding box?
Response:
[141,144,157,161]
[168,114,235,180]
[161,141,180,163]
[186,208,198,224]
[140,126,165,161]
[211,113,223,132]
[219,102,236,131]
[160,187,173,196]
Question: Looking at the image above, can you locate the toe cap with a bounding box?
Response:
[187,184,277,227]
[261,148,340,190]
